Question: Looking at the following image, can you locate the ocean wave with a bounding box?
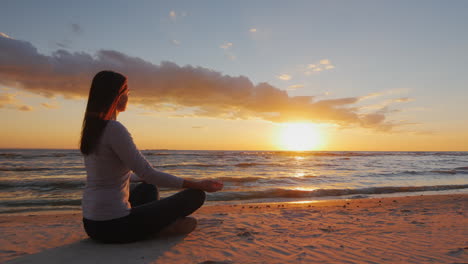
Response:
[0,166,84,172]
[271,151,401,157]
[0,199,82,207]
[246,151,377,157]
[1,184,466,212]
[429,170,457,174]
[213,175,317,183]
[216,176,266,183]
[144,153,171,156]
[141,150,468,158]
[0,206,80,214]
[0,167,55,171]
[0,175,315,189]
[0,180,84,190]
[433,152,468,156]
[0,153,22,158]
[156,163,221,168]
[144,151,229,157]
[155,162,286,168]
[0,152,79,159]
[207,184,468,201]
[252,151,468,158]
[371,168,468,177]
[235,162,272,167]
[2,151,467,160]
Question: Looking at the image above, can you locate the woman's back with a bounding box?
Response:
[82,120,133,221]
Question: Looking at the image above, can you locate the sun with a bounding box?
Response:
[278,122,323,151]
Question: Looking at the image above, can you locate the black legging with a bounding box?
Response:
[83,183,206,243]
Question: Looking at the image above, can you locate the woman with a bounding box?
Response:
[80,70,223,243]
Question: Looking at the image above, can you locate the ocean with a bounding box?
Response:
[0,149,467,214]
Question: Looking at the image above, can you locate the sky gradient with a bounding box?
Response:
[1,0,467,151]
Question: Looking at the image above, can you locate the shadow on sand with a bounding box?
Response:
[6,235,186,264]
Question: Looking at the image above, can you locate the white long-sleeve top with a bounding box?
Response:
[82,120,184,221]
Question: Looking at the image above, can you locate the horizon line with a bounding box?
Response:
[0,148,467,152]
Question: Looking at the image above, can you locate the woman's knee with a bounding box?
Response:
[185,188,206,207]
[129,182,159,207]
[140,182,157,192]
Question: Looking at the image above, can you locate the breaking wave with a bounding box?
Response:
[208,184,468,201]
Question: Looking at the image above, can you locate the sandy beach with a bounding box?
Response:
[1,194,467,264]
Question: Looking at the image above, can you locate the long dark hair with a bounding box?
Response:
[80,71,127,155]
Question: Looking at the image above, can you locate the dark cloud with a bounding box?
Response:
[70,23,83,35]
[56,42,70,49]
[0,34,409,130]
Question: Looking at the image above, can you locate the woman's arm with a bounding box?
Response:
[108,121,223,192]
[107,121,184,188]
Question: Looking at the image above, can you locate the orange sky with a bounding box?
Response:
[1,92,467,151]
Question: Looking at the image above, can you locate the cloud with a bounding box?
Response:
[360,96,414,106]
[394,97,413,103]
[171,39,181,46]
[358,89,410,102]
[18,105,33,111]
[359,92,384,101]
[357,94,415,118]
[220,42,235,60]
[0,32,11,39]
[169,11,176,20]
[0,93,17,107]
[225,53,236,61]
[304,59,335,75]
[278,74,292,81]
[168,10,186,21]
[0,35,410,131]
[0,92,33,111]
[56,39,72,49]
[55,24,82,49]
[287,84,304,90]
[220,42,233,50]
[56,42,69,49]
[41,102,60,109]
[70,24,83,35]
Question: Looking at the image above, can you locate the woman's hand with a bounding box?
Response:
[197,180,224,192]
[183,179,224,192]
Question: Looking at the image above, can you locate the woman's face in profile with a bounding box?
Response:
[117,86,129,112]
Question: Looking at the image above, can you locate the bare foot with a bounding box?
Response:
[158,217,197,236]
